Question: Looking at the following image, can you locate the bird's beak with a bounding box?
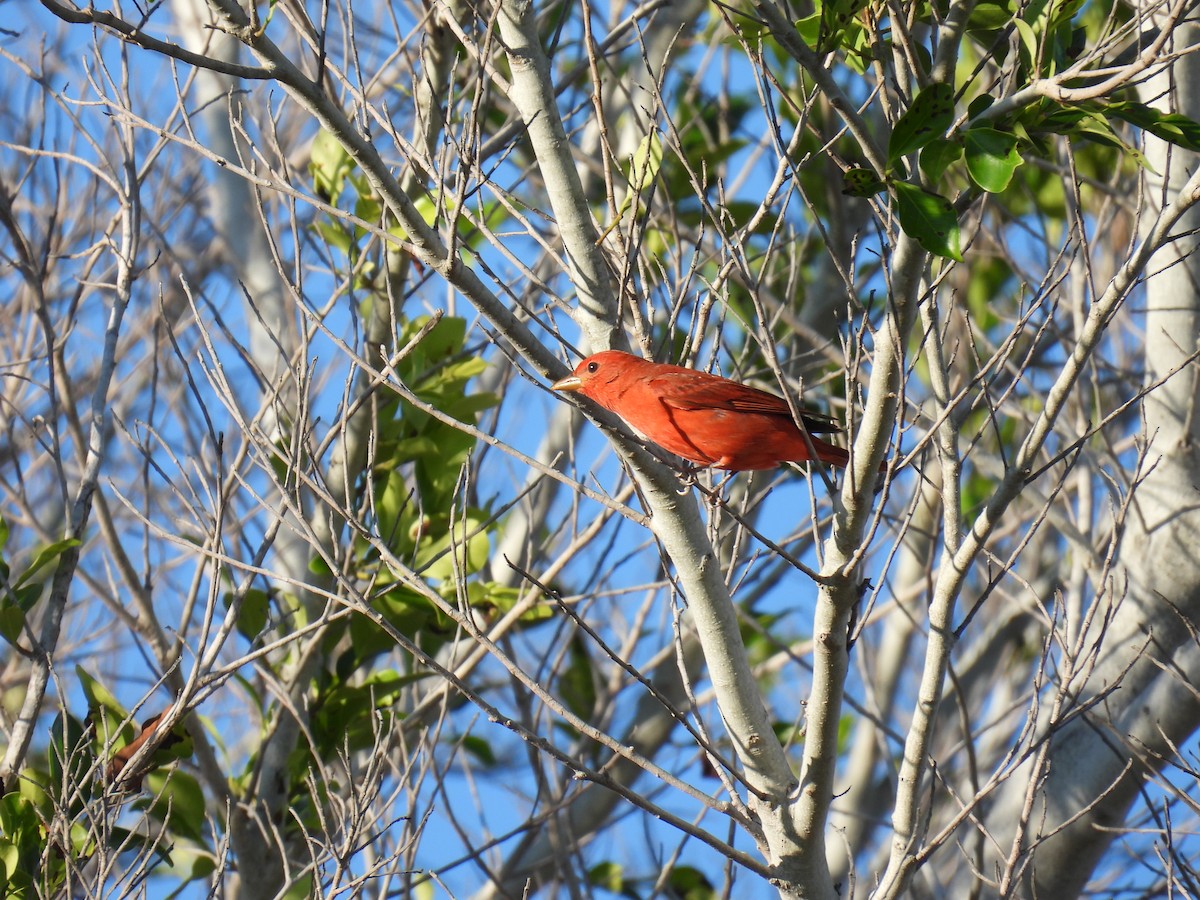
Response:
[550,374,583,393]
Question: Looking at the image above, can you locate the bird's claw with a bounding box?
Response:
[675,462,700,494]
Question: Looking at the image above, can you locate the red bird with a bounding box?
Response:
[551,350,855,471]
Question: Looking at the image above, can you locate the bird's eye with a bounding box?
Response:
[587,362,599,373]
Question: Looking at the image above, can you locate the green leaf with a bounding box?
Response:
[842,23,877,75]
[0,603,24,646]
[47,713,95,812]
[310,128,355,202]
[1068,111,1154,171]
[1013,17,1039,71]
[282,875,314,900]
[353,189,382,225]
[842,167,887,197]
[797,0,868,54]
[0,793,36,846]
[1104,100,1200,152]
[967,93,996,119]
[186,850,219,882]
[964,127,1023,192]
[558,637,597,719]
[919,139,963,183]
[0,839,17,888]
[795,10,823,47]
[17,768,51,816]
[892,182,962,261]
[76,666,127,722]
[360,587,448,648]
[821,0,866,37]
[967,1,1015,31]
[667,865,716,900]
[589,861,625,892]
[888,83,956,170]
[224,589,270,640]
[418,514,491,582]
[13,538,80,590]
[12,584,41,614]
[313,671,408,754]
[458,734,497,767]
[313,220,354,256]
[837,712,855,753]
[138,770,207,842]
[377,472,420,552]
[0,792,40,897]
[463,582,552,621]
[627,132,664,193]
[773,720,805,748]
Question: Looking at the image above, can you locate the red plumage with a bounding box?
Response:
[551,350,855,472]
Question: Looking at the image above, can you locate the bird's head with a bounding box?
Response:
[550,350,647,404]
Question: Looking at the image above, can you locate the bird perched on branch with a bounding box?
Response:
[551,350,871,473]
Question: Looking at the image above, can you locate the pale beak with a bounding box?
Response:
[550,375,583,393]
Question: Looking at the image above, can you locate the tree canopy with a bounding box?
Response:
[2,0,1200,897]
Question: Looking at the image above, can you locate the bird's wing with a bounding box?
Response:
[647,371,842,433]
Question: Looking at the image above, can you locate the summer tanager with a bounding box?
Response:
[551,350,856,471]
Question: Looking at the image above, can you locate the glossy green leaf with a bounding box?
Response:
[313,671,408,754]
[967,93,996,119]
[13,538,80,590]
[76,666,127,721]
[1104,100,1200,152]
[965,127,1023,192]
[139,770,207,842]
[842,167,887,197]
[417,514,491,581]
[797,0,868,54]
[463,582,552,621]
[919,139,963,183]
[795,10,822,47]
[404,314,466,364]
[559,636,597,719]
[889,83,956,169]
[627,132,663,193]
[0,839,17,887]
[310,128,355,202]
[589,861,625,892]
[12,584,41,614]
[1068,111,1154,171]
[967,1,1015,31]
[355,587,447,655]
[459,734,497,767]
[842,25,877,75]
[1014,17,1039,72]
[314,220,354,256]
[892,182,962,261]
[17,768,51,816]
[224,589,270,640]
[0,603,24,646]
[47,713,95,812]
[667,865,716,899]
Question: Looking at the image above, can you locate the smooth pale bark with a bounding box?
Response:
[496,3,826,895]
[827,474,941,883]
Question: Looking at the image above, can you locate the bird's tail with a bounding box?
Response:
[809,437,890,475]
[810,436,851,469]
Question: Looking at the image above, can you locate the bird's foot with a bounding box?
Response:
[675,462,701,494]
